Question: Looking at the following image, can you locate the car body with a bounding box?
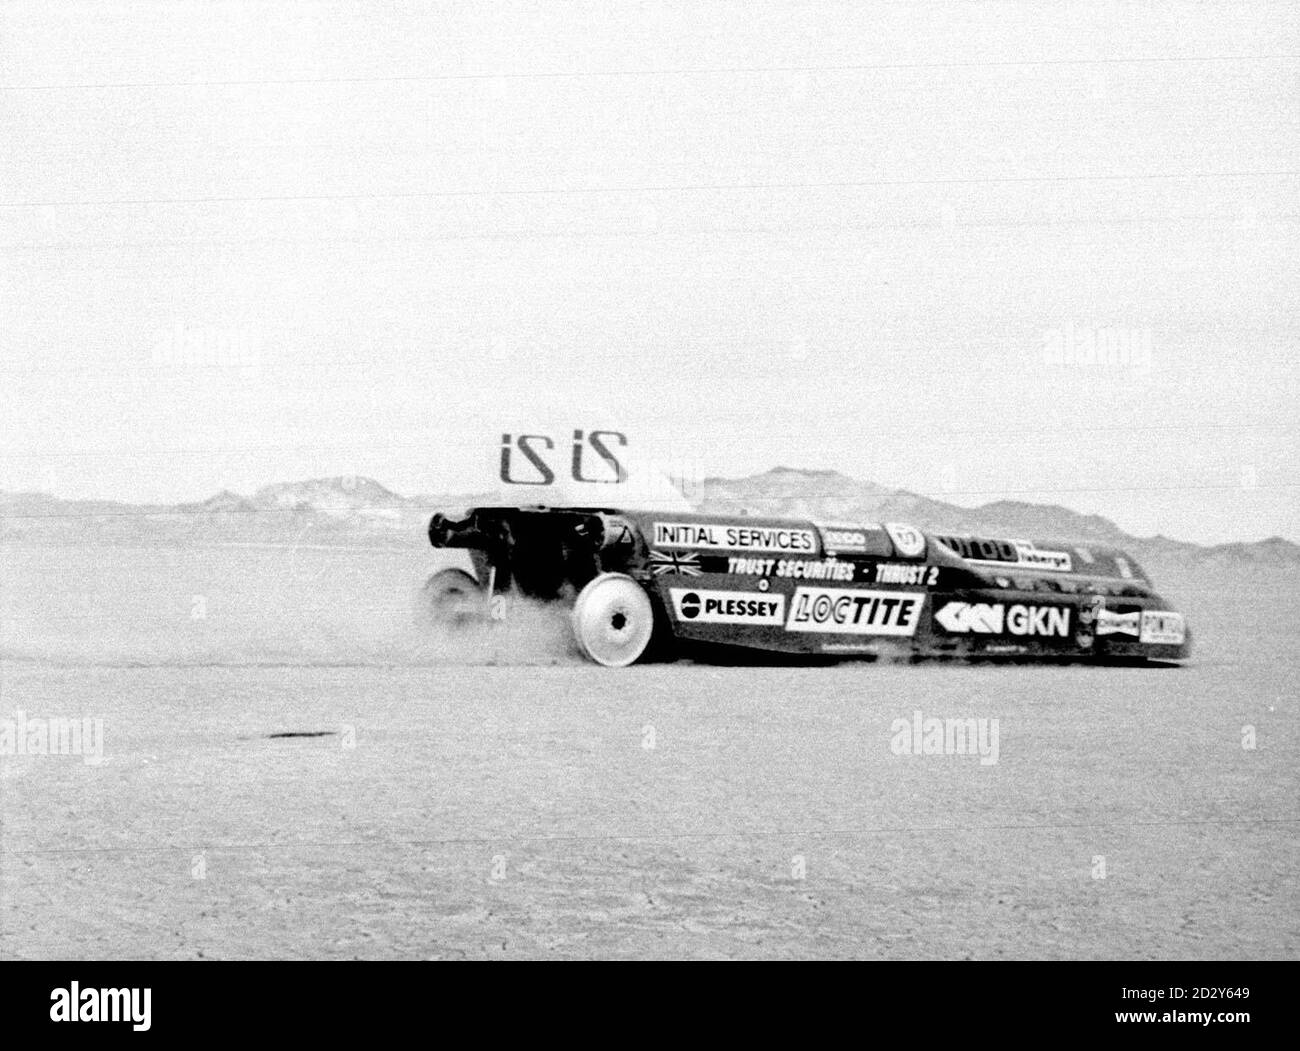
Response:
[424,506,1191,666]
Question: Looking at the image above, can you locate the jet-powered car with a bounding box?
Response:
[421,506,1190,667]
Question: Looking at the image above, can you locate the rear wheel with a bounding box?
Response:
[571,573,655,667]
[417,568,485,628]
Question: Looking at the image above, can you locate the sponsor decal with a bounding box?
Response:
[872,563,939,586]
[884,522,926,558]
[934,602,1072,637]
[934,602,1004,634]
[786,588,924,636]
[654,521,816,553]
[728,556,776,576]
[648,549,702,577]
[933,534,1073,573]
[726,556,854,582]
[1007,542,1072,572]
[1139,610,1186,645]
[1097,609,1140,637]
[817,525,870,552]
[669,588,785,626]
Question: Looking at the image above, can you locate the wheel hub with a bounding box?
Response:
[571,573,655,667]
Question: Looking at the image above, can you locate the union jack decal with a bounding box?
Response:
[648,549,702,577]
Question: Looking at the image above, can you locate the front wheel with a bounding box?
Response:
[571,573,656,667]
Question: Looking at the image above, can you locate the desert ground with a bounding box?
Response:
[1,539,1296,959]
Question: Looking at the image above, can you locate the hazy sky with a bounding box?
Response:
[2,1,1297,543]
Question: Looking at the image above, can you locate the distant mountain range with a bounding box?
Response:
[692,468,1300,571]
[2,468,1297,570]
[179,477,408,519]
